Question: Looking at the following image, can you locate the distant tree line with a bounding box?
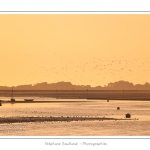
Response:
[0,80,150,90]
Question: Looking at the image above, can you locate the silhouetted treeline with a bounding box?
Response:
[0,81,150,90]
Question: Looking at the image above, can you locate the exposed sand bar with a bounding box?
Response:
[0,116,137,124]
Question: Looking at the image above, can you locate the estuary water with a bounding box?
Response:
[0,98,150,136]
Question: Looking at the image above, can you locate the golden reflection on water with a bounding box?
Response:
[0,99,150,136]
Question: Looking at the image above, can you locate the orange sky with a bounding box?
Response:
[0,14,150,86]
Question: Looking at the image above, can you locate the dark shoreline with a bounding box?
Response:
[1,100,91,104]
[0,90,150,101]
[1,99,150,104]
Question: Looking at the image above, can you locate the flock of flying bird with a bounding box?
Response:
[11,50,150,86]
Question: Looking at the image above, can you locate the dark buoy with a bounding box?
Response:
[125,113,131,118]
[117,107,120,110]
[0,103,2,106]
[107,100,109,102]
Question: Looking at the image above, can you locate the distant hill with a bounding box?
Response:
[0,81,150,90]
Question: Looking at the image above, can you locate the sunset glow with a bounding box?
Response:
[0,15,150,86]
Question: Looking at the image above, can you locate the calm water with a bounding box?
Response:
[0,98,150,136]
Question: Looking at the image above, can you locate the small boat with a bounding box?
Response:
[11,87,15,102]
[11,98,15,102]
[24,99,34,102]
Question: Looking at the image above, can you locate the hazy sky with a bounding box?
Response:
[0,14,150,86]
